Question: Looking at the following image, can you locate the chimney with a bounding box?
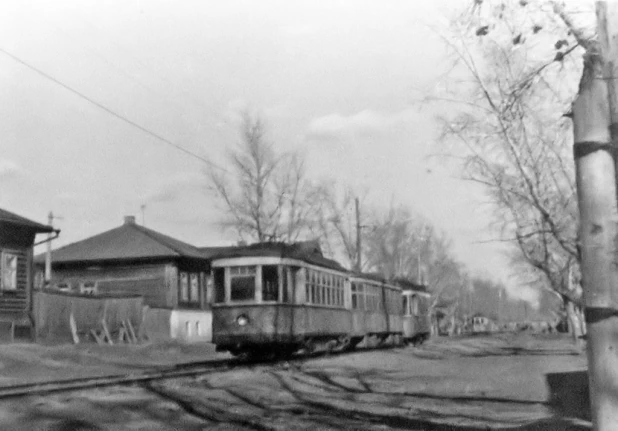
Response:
[124,215,136,225]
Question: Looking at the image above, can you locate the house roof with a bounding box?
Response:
[203,240,347,272]
[37,216,205,264]
[0,208,54,233]
[392,278,428,293]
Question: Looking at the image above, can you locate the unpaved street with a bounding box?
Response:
[0,333,590,430]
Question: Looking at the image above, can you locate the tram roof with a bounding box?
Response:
[202,241,348,272]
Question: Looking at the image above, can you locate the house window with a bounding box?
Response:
[1,252,18,291]
[180,272,189,302]
[230,266,256,301]
[190,273,199,303]
[80,282,97,295]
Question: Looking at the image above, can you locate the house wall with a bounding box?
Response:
[170,309,212,342]
[43,259,213,342]
[140,307,212,342]
[0,244,33,320]
[48,262,170,308]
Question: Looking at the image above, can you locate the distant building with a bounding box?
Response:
[35,216,212,342]
[469,313,497,333]
[0,208,55,341]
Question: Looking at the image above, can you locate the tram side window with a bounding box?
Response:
[230,266,256,301]
[352,282,365,310]
[213,268,225,303]
[262,265,279,301]
[403,295,409,315]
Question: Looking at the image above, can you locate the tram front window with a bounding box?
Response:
[230,266,256,301]
[262,265,279,301]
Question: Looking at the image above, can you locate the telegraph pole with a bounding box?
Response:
[45,211,62,283]
[355,197,361,272]
[572,2,618,428]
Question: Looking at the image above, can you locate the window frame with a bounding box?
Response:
[229,265,257,302]
[80,281,97,295]
[1,251,19,291]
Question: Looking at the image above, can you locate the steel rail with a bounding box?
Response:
[0,358,237,399]
[0,342,407,399]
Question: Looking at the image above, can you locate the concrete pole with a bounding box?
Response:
[573,3,618,428]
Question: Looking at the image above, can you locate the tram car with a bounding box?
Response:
[210,241,404,357]
[399,280,431,345]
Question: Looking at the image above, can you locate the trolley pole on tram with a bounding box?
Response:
[572,2,618,428]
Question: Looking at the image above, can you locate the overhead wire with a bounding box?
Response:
[69,14,234,138]
[0,45,228,173]
[46,21,232,142]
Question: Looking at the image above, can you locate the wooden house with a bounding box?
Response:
[0,208,55,340]
[36,216,213,342]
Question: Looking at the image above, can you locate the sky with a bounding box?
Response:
[0,0,534,302]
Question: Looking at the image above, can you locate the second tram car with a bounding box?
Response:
[400,283,431,345]
[210,242,405,357]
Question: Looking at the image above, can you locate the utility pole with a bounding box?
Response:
[572,2,618,428]
[355,197,361,272]
[45,211,62,283]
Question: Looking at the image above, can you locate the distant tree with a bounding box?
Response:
[361,203,467,334]
[430,0,594,339]
[316,185,370,271]
[208,112,324,243]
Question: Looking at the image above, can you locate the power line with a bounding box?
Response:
[0,46,227,172]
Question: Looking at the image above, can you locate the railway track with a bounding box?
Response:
[0,342,406,399]
[0,358,237,399]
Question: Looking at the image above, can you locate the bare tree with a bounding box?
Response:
[430,0,595,338]
[208,112,324,243]
[312,185,370,270]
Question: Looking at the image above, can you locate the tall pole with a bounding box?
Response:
[45,211,53,283]
[417,251,421,284]
[355,197,361,272]
[572,3,618,428]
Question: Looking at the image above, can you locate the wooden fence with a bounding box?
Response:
[33,290,143,344]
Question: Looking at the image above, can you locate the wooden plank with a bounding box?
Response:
[125,319,138,343]
[90,329,105,345]
[69,311,80,344]
[100,320,113,345]
[117,327,127,343]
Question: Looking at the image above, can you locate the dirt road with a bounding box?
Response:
[0,333,590,430]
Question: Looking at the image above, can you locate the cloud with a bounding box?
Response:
[142,172,204,204]
[305,109,417,141]
[0,160,24,179]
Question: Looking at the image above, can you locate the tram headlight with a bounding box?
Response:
[236,314,249,327]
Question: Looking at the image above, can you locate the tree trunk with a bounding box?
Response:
[565,299,583,346]
[448,314,456,337]
[572,3,618,428]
